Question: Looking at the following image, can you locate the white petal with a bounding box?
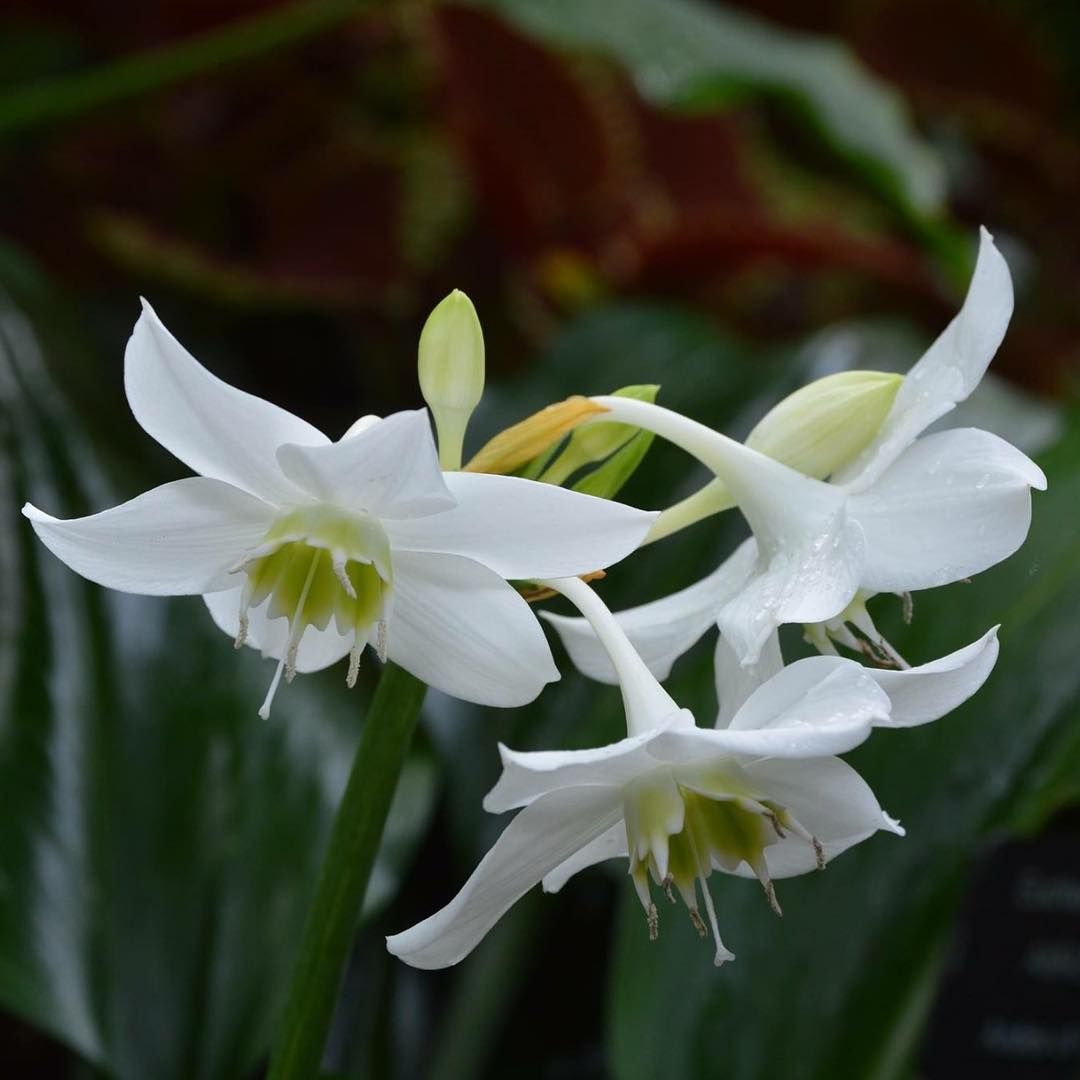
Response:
[728,756,902,879]
[541,540,757,684]
[542,823,628,894]
[715,629,783,729]
[386,550,559,707]
[837,227,1014,490]
[385,472,656,579]
[386,786,624,969]
[276,410,454,519]
[484,712,693,814]
[125,301,328,502]
[716,512,865,665]
[203,587,353,674]
[870,627,999,727]
[851,427,1046,593]
[23,478,274,595]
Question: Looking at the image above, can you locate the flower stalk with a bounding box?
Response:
[267,662,427,1080]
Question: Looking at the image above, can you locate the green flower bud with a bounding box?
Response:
[746,370,902,477]
[418,290,485,470]
[541,384,659,486]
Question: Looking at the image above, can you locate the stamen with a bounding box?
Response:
[663,877,676,904]
[647,903,659,941]
[750,856,783,917]
[376,619,388,663]
[688,907,707,938]
[234,611,249,650]
[332,551,356,599]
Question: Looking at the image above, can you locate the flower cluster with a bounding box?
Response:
[26,228,1045,970]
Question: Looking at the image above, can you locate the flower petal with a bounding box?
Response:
[728,756,902,879]
[385,471,656,579]
[836,227,1014,490]
[203,587,353,674]
[714,630,783,729]
[23,477,274,595]
[851,427,1045,594]
[542,823,628,894]
[125,301,328,502]
[386,550,560,707]
[870,627,999,727]
[541,540,757,684]
[484,711,693,814]
[716,512,865,666]
[276,410,455,519]
[386,786,624,969]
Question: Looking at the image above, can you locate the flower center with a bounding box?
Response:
[233,506,393,718]
[624,774,824,966]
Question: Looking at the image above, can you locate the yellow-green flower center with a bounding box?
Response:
[234,506,394,717]
[624,773,823,965]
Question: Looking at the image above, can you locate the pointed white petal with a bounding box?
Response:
[386,786,623,969]
[542,823,629,894]
[728,756,902,879]
[386,550,559,707]
[125,301,327,502]
[541,540,757,684]
[484,712,693,814]
[851,427,1045,593]
[23,478,274,595]
[203,587,353,673]
[385,471,656,578]
[716,512,865,665]
[715,629,783,729]
[276,410,455,519]
[837,227,1014,490]
[870,627,999,727]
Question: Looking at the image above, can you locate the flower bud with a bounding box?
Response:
[418,290,486,470]
[746,370,902,478]
[541,384,659,486]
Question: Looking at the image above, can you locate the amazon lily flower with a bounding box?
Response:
[386,575,900,970]
[565,228,1044,667]
[23,302,655,716]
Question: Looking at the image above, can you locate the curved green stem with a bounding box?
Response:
[268,661,427,1080]
[0,0,367,136]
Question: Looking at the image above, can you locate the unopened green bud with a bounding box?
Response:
[418,290,485,470]
[746,370,902,478]
[541,384,659,486]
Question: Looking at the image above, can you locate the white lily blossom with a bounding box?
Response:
[552,228,1044,669]
[23,301,657,716]
[387,575,900,970]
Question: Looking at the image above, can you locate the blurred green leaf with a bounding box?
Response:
[0,276,434,1079]
[469,0,944,214]
[607,415,1080,1080]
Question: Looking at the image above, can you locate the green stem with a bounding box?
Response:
[268,661,427,1080]
[0,0,367,136]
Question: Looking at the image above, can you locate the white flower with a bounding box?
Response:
[23,301,656,716]
[571,227,1044,667]
[386,576,899,970]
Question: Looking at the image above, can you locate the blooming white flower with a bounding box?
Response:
[386,576,900,970]
[555,228,1044,668]
[23,302,656,716]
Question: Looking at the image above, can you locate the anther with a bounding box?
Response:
[901,591,914,625]
[813,837,826,871]
[347,642,363,689]
[762,879,782,918]
[688,908,707,938]
[646,903,659,941]
[376,619,388,663]
[234,612,249,650]
[663,877,676,904]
